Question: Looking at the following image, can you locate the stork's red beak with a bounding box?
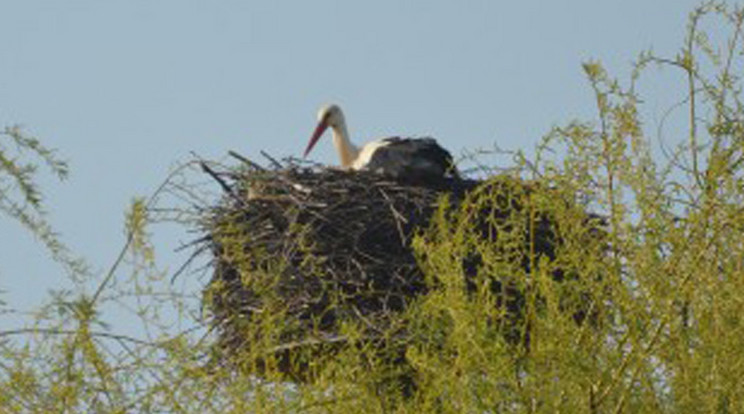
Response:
[304,119,329,157]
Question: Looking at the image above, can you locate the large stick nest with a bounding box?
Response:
[199,157,604,380]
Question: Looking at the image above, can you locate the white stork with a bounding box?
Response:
[303,104,457,180]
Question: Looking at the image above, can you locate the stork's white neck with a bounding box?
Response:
[329,118,359,168]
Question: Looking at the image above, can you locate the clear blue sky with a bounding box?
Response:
[0,1,708,317]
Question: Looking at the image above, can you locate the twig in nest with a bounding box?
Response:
[200,162,234,197]
[228,150,265,171]
[379,188,408,246]
[260,150,283,169]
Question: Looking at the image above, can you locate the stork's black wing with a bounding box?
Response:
[362,137,457,180]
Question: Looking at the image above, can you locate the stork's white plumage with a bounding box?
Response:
[303,104,456,179]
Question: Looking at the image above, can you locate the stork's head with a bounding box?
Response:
[304,104,345,157]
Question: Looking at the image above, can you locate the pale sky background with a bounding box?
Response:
[0,1,713,324]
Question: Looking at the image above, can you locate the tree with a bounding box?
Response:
[2,2,744,412]
[0,126,81,272]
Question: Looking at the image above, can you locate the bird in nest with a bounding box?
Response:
[304,104,458,180]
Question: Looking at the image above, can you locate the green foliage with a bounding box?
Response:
[0,126,87,280]
[3,2,744,412]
